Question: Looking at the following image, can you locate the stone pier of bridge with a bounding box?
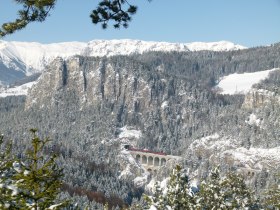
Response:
[127,149,180,172]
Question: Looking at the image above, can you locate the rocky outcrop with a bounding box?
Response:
[25,56,153,114]
[188,134,280,181]
[242,89,280,109]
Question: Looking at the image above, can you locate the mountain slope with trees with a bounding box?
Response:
[0,43,279,208]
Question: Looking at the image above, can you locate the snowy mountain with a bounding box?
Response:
[82,39,246,57]
[0,43,279,207]
[0,39,246,85]
[0,40,86,82]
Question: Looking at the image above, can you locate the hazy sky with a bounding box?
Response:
[1,0,280,47]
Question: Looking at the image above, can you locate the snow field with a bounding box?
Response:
[216,68,279,95]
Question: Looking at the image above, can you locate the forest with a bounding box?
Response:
[0,43,280,209]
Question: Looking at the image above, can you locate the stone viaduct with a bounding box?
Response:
[125,145,181,172]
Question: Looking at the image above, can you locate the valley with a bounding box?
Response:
[0,40,279,208]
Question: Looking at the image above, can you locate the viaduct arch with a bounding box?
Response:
[134,152,167,167]
[125,145,180,172]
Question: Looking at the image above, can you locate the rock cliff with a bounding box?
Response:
[242,89,280,109]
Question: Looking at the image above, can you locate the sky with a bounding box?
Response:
[0,0,280,47]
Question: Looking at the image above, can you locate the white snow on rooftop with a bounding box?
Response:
[0,81,36,97]
[216,68,279,95]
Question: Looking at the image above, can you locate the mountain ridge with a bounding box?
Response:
[0,39,246,85]
[0,47,279,207]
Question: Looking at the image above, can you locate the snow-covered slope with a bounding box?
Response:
[83,40,246,57]
[184,41,246,52]
[0,39,246,85]
[216,68,280,95]
[0,40,86,76]
[189,134,280,172]
[0,81,36,97]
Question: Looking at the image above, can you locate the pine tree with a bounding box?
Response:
[0,134,18,209]
[0,131,70,209]
[145,181,165,210]
[145,165,195,210]
[263,174,280,209]
[12,129,69,209]
[164,165,194,210]
[0,0,150,36]
[196,167,226,209]
[197,167,256,209]
[145,166,261,210]
[221,172,255,209]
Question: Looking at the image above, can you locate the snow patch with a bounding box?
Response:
[245,113,261,126]
[186,40,246,51]
[161,101,168,109]
[222,147,280,170]
[216,68,279,95]
[134,176,149,188]
[0,40,86,76]
[0,81,36,97]
[189,134,280,172]
[190,133,222,150]
[119,126,142,139]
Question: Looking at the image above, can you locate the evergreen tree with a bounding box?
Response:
[164,165,194,210]
[198,167,256,209]
[145,165,195,210]
[12,129,69,209]
[0,134,15,209]
[263,174,280,209]
[0,130,68,209]
[145,181,165,210]
[0,0,150,36]
[145,166,261,210]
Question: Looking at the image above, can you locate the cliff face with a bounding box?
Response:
[25,54,280,152]
[242,89,280,109]
[25,55,213,156]
[26,56,153,114]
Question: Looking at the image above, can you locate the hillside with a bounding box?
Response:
[0,42,279,208]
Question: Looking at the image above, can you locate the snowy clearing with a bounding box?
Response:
[216,68,279,95]
[118,126,142,139]
[0,81,36,97]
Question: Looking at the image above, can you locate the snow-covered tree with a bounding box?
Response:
[0,134,16,209]
[0,0,147,36]
[198,167,256,209]
[145,181,165,210]
[263,174,280,209]
[145,165,195,210]
[145,166,260,210]
[0,129,69,209]
[164,165,195,209]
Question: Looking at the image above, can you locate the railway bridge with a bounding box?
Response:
[124,145,181,172]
